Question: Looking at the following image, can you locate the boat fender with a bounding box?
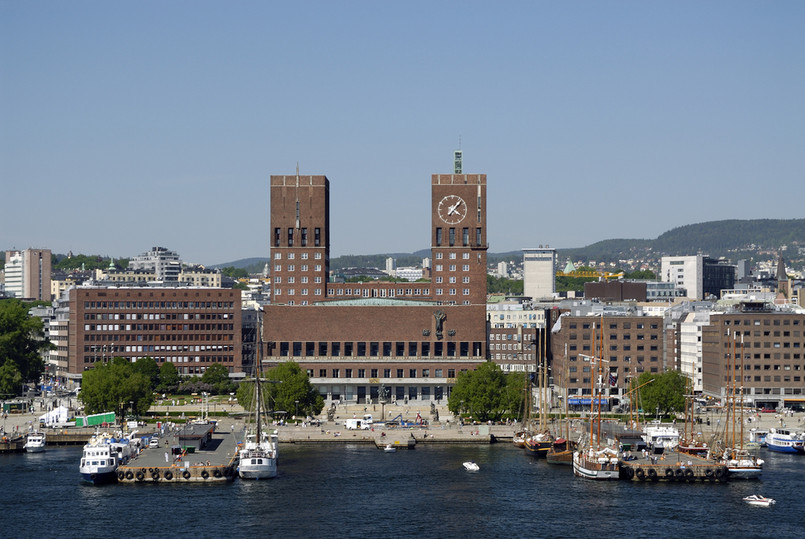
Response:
[90,474,97,481]
[647,468,658,480]
[714,467,724,479]
[148,468,153,473]
[151,471,160,480]
[125,471,134,480]
[117,471,125,480]
[635,468,645,480]
[684,468,694,480]
[182,470,191,480]
[213,469,222,478]
[674,468,684,479]
[664,468,674,478]
[141,468,147,475]
[164,471,173,480]
[704,468,714,479]
[201,470,209,479]
[135,471,144,481]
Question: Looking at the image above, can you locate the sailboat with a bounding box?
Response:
[238,309,279,480]
[573,321,619,480]
[547,343,575,465]
[715,332,762,479]
[524,327,553,457]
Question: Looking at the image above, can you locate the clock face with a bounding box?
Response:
[438,195,467,224]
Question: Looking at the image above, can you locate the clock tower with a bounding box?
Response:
[431,173,488,305]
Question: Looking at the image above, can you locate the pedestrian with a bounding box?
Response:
[164,451,169,463]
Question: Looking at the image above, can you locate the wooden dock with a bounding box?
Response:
[619,452,729,482]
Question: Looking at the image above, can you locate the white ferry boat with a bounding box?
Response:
[79,432,135,485]
[765,428,805,454]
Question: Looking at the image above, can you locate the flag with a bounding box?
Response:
[609,372,618,386]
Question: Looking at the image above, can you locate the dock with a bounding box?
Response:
[619,451,729,482]
[118,423,238,483]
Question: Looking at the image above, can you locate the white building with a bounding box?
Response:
[661,255,703,300]
[487,302,546,329]
[395,267,423,281]
[496,261,508,278]
[522,247,556,300]
[3,248,52,300]
[129,246,182,281]
[679,309,710,392]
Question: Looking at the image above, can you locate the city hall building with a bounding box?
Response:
[262,170,489,404]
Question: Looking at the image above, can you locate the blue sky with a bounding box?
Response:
[2,2,803,265]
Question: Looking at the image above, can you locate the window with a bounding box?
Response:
[287,228,294,246]
[409,369,416,378]
[314,228,321,246]
[345,368,352,378]
[462,227,469,246]
[449,227,455,246]
[436,228,442,246]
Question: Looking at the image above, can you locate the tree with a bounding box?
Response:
[132,357,160,391]
[79,357,152,416]
[0,299,50,383]
[158,361,180,392]
[629,370,687,417]
[245,361,324,417]
[448,361,515,422]
[0,360,23,398]
[201,363,235,394]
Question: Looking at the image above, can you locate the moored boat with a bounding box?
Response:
[546,437,575,465]
[743,494,775,507]
[79,432,135,485]
[572,447,620,480]
[765,428,805,454]
[24,432,46,453]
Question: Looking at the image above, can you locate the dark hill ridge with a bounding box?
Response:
[213,219,804,270]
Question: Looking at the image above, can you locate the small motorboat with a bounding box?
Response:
[463,461,479,472]
[743,495,775,507]
[384,444,397,453]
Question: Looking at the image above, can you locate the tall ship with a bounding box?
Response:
[524,329,553,457]
[547,343,575,465]
[238,310,279,480]
[573,321,619,480]
[79,431,136,485]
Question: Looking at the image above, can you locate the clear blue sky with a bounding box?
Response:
[2,1,803,266]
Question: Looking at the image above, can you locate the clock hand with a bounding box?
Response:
[448,200,462,215]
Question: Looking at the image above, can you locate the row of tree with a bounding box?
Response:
[0,299,50,396]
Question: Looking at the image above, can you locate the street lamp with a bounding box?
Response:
[295,400,299,422]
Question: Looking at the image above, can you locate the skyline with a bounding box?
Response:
[2,2,804,266]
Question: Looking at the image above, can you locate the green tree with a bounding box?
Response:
[201,363,235,394]
[79,357,153,416]
[0,299,50,383]
[0,360,23,398]
[158,361,180,392]
[261,361,323,417]
[132,357,160,390]
[630,370,687,418]
[486,275,524,295]
[448,361,514,422]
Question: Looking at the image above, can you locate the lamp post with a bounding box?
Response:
[295,400,299,423]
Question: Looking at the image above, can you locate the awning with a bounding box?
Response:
[568,397,609,405]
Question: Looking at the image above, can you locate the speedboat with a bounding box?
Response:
[463,461,479,472]
[24,432,46,453]
[384,444,397,453]
[743,495,775,507]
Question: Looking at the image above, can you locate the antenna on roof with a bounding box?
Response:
[453,145,463,174]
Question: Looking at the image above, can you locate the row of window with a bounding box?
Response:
[313,367,457,379]
[84,323,235,332]
[273,227,322,247]
[83,333,234,342]
[82,355,235,364]
[722,341,803,349]
[275,341,484,358]
[274,251,323,260]
[434,227,482,247]
[435,252,470,260]
[568,322,660,330]
[274,264,323,272]
[723,318,802,326]
[568,355,660,363]
[726,375,804,383]
[83,312,232,320]
[83,344,234,353]
[568,334,659,341]
[434,264,470,272]
[274,276,323,283]
[83,301,235,309]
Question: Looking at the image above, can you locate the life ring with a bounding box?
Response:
[684,468,694,480]
[201,470,209,479]
[135,471,144,481]
[151,471,160,480]
[182,470,191,480]
[213,469,222,478]
[635,468,645,480]
[125,471,134,480]
[117,471,125,480]
[664,468,674,479]
[647,468,658,480]
[164,471,173,480]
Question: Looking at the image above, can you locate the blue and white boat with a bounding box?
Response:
[79,432,135,485]
[765,428,805,454]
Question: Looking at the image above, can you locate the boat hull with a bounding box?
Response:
[572,452,619,480]
[239,458,277,480]
[80,470,118,485]
[546,448,573,465]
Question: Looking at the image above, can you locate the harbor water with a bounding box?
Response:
[2,443,803,538]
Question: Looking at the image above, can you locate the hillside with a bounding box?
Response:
[209,219,805,270]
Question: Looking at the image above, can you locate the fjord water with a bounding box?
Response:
[2,444,803,538]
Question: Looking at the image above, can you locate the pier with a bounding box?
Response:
[118,423,237,484]
[619,452,729,482]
